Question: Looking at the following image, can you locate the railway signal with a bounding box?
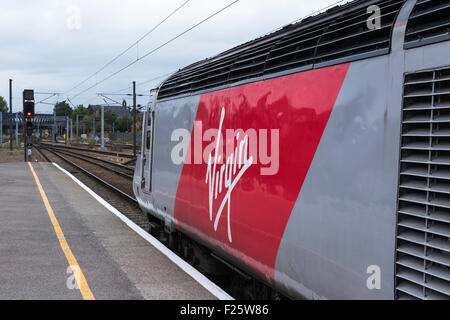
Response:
[24,102,35,118]
[26,121,34,137]
[23,90,35,119]
[23,89,35,162]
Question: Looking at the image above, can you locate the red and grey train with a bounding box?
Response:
[133,0,450,299]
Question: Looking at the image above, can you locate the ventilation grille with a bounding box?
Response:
[404,0,450,49]
[396,66,450,300]
[159,0,405,100]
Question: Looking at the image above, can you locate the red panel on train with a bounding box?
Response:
[174,64,350,282]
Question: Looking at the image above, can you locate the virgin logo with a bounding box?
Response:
[171,106,280,242]
[205,107,253,243]
[171,112,279,176]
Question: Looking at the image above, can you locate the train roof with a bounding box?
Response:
[158,0,447,100]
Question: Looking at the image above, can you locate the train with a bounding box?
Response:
[133,0,450,299]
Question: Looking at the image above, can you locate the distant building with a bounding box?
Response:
[88,105,132,118]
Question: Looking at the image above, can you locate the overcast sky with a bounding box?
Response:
[0,0,346,113]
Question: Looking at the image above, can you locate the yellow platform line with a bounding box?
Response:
[28,162,95,300]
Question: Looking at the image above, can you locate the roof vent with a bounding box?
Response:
[404,0,450,49]
[159,0,406,100]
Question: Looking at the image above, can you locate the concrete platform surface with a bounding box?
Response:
[0,162,216,300]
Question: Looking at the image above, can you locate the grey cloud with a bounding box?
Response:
[0,0,342,113]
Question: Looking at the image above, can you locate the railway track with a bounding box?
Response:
[35,146,146,228]
[45,139,139,150]
[50,145,135,168]
[44,146,134,179]
[38,146,135,199]
[40,142,136,159]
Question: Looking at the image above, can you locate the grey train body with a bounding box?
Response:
[134,0,450,299]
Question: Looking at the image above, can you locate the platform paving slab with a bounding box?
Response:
[0,162,215,300]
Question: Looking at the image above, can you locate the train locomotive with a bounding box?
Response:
[133,0,450,299]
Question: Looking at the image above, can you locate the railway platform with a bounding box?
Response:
[0,162,221,300]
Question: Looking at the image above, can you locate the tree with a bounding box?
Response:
[79,114,93,134]
[70,104,89,122]
[116,116,133,132]
[0,96,8,113]
[72,105,89,116]
[54,101,72,116]
[103,110,117,132]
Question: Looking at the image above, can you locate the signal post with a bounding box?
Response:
[23,89,35,162]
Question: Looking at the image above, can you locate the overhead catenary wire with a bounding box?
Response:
[66,98,76,108]
[98,0,348,98]
[113,0,349,98]
[36,93,60,105]
[64,0,192,96]
[70,0,343,104]
[78,71,171,108]
[112,71,175,94]
[69,0,240,101]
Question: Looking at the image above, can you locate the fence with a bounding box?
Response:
[108,132,142,144]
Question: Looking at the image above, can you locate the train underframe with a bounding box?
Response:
[145,212,285,300]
